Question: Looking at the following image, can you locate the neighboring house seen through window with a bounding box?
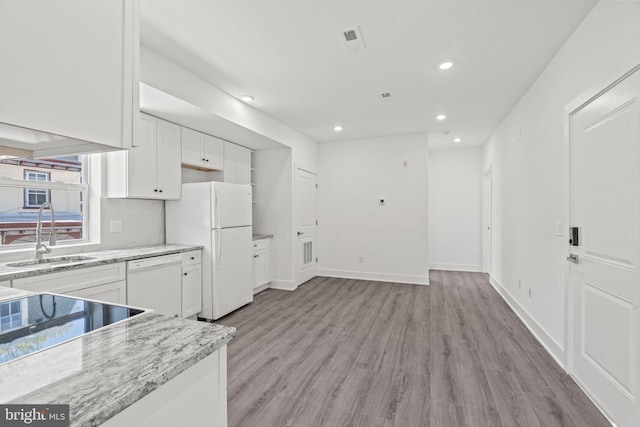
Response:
[0,156,86,247]
[24,170,51,208]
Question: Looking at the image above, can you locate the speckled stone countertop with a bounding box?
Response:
[0,244,203,281]
[0,286,235,426]
[252,234,273,241]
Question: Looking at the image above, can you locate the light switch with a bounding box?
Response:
[555,220,563,236]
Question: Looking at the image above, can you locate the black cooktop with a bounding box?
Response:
[0,293,144,364]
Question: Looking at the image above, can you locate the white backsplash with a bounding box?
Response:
[99,198,165,250]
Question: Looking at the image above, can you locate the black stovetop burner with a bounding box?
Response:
[0,293,144,364]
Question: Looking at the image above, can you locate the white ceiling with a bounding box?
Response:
[140,0,597,150]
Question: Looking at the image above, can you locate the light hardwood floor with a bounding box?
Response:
[219,271,610,427]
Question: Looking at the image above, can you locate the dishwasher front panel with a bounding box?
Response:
[127,257,182,318]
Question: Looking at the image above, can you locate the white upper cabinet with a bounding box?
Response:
[223,142,251,185]
[181,128,224,170]
[0,0,139,153]
[104,113,181,200]
[155,119,183,198]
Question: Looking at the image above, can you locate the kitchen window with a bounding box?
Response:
[0,156,87,247]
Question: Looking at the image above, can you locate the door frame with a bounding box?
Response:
[563,62,640,425]
[293,163,318,287]
[483,165,493,276]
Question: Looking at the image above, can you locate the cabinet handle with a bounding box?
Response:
[174,314,179,318]
[202,158,206,161]
[190,256,195,260]
[154,189,158,192]
[184,272,188,276]
[159,189,163,193]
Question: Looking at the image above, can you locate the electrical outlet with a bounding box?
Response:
[358,255,364,263]
[110,220,123,233]
[528,287,532,298]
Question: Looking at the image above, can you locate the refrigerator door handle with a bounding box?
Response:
[215,191,221,229]
[216,229,222,268]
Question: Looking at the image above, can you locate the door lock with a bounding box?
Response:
[569,227,581,246]
[566,254,580,264]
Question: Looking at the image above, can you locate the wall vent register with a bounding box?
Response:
[0,293,144,365]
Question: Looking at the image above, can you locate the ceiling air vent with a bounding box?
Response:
[341,26,365,51]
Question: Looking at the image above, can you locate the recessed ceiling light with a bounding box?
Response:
[453,137,462,143]
[241,95,254,102]
[436,114,447,121]
[333,125,343,132]
[439,61,454,70]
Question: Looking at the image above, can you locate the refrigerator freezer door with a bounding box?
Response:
[211,226,253,319]
[211,182,252,229]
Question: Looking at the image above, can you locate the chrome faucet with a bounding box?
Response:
[35,202,56,260]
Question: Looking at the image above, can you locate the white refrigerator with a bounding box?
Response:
[166,181,253,320]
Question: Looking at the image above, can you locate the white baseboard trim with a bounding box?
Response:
[430,263,483,273]
[269,279,297,291]
[317,269,429,285]
[489,275,566,368]
[253,283,271,295]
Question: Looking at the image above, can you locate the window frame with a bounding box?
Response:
[0,156,89,250]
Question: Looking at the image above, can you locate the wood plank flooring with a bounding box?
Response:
[218,271,610,427]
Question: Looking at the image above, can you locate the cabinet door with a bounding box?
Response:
[235,146,252,185]
[0,0,138,150]
[223,142,238,183]
[127,113,158,198]
[181,128,205,168]
[204,135,224,170]
[182,264,202,318]
[253,250,268,288]
[77,280,126,305]
[156,119,182,200]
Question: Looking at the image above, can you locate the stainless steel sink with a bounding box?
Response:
[6,256,98,268]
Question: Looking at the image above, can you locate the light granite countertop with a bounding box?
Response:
[252,233,274,241]
[0,244,203,282]
[0,286,235,426]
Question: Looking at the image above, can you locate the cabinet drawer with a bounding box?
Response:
[13,263,126,294]
[182,250,202,265]
[252,240,267,251]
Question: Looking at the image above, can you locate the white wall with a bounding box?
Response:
[318,134,429,285]
[483,0,640,364]
[429,147,483,272]
[253,149,294,289]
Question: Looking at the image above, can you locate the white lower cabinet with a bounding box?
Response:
[181,251,202,318]
[252,239,271,291]
[12,263,126,296]
[102,346,228,427]
[9,250,202,316]
[77,280,126,305]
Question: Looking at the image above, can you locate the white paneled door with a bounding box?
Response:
[569,67,640,427]
[296,167,317,285]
